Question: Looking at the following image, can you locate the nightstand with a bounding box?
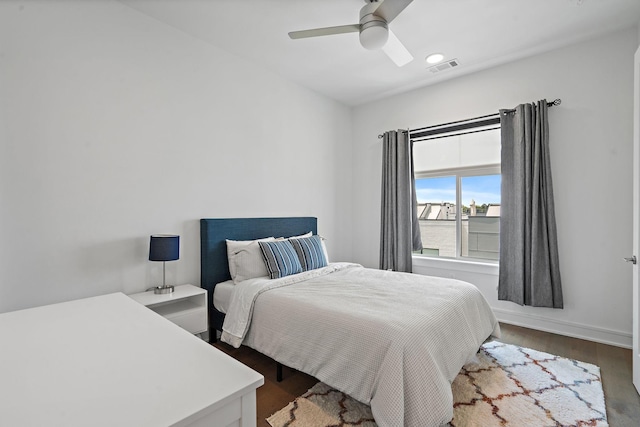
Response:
[129,284,208,336]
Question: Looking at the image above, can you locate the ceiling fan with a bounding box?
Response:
[288,0,414,67]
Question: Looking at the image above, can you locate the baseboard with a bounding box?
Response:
[494,308,632,349]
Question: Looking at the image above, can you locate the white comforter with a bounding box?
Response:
[221,263,500,427]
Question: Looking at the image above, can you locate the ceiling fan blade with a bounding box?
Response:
[382,30,413,67]
[288,24,359,40]
[374,0,414,24]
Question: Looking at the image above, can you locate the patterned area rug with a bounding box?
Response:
[267,341,608,427]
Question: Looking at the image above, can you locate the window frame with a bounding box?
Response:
[414,164,501,262]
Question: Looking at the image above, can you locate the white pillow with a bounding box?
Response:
[289,231,313,239]
[226,237,275,283]
[276,231,312,241]
[319,235,330,263]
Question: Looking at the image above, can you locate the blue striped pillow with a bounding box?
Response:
[289,235,328,271]
[258,240,303,279]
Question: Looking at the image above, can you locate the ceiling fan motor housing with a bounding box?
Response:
[359,2,388,50]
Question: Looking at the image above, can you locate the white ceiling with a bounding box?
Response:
[120,0,640,106]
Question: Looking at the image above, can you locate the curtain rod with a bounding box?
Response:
[377,98,561,139]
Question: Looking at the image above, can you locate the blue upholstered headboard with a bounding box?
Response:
[200,217,318,331]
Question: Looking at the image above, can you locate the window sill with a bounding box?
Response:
[412,255,499,276]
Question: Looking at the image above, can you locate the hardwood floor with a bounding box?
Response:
[212,323,640,427]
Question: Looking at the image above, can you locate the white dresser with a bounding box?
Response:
[0,292,263,427]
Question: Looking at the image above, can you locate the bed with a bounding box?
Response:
[200,217,500,427]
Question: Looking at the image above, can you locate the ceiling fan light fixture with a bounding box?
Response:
[359,21,389,50]
[288,0,415,64]
[426,53,444,64]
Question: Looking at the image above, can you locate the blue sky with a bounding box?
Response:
[415,175,501,205]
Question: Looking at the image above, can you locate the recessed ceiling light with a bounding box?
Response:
[426,53,444,64]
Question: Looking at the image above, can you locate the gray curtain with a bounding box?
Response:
[380,130,422,272]
[499,100,563,308]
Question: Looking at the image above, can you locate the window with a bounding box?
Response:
[412,125,501,261]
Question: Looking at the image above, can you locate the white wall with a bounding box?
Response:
[352,28,638,348]
[0,0,353,313]
[2,1,636,350]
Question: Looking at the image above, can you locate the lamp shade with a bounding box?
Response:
[149,235,179,262]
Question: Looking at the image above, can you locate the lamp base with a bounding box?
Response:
[153,285,174,295]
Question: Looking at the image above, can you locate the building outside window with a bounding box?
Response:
[412,126,501,262]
